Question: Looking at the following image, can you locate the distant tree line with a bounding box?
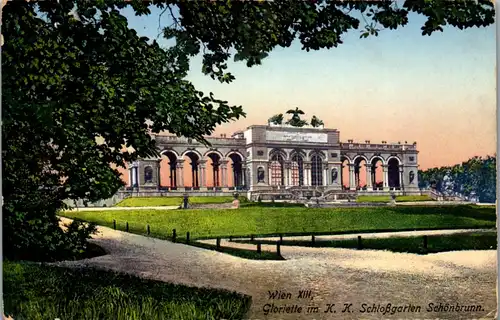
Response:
[418,155,496,203]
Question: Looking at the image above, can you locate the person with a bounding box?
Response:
[182,194,189,209]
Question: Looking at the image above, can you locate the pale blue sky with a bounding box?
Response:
[121,5,496,169]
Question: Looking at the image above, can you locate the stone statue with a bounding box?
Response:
[257,167,265,183]
[182,193,189,209]
[409,171,415,184]
[331,168,338,183]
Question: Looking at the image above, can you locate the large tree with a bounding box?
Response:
[3,0,495,260]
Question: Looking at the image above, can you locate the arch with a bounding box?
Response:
[352,155,369,164]
[307,150,325,161]
[268,148,288,161]
[204,149,225,160]
[368,155,385,166]
[353,156,368,190]
[310,153,323,186]
[182,151,201,188]
[144,166,153,183]
[160,148,180,159]
[225,150,245,160]
[340,154,352,165]
[206,152,222,187]
[160,151,179,188]
[228,152,244,188]
[385,155,402,165]
[387,158,401,189]
[289,148,306,159]
[181,149,203,159]
[370,156,385,190]
[340,156,351,189]
[270,152,285,186]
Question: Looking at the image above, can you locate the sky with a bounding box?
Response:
[121,5,496,171]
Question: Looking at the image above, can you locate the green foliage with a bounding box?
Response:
[268,113,284,125]
[310,115,324,127]
[4,262,251,320]
[419,155,496,203]
[3,0,494,261]
[61,205,496,241]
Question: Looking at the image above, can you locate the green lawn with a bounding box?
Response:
[115,196,248,207]
[357,195,433,203]
[237,232,497,254]
[62,205,496,241]
[4,261,251,320]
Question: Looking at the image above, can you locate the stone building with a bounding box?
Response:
[122,123,420,199]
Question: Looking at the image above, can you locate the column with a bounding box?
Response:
[399,166,404,191]
[268,166,272,185]
[366,166,372,190]
[349,164,356,190]
[221,161,228,187]
[128,167,134,187]
[383,165,389,190]
[241,165,247,189]
[323,166,328,186]
[156,160,161,190]
[176,160,184,188]
[199,160,206,188]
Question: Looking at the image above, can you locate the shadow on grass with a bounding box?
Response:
[191,241,285,261]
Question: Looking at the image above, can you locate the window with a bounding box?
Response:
[257,150,264,156]
[310,155,323,186]
[331,153,338,158]
[270,154,284,186]
[409,156,415,162]
[291,154,304,186]
[144,166,153,183]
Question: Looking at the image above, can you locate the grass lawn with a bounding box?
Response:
[357,195,433,203]
[244,232,497,254]
[115,196,248,207]
[4,261,251,320]
[61,205,496,241]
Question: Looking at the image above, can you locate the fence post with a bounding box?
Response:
[113,219,116,230]
[357,236,362,250]
[311,235,315,246]
[125,222,129,232]
[229,235,232,242]
[280,234,283,242]
[172,229,177,243]
[423,235,428,250]
[147,224,150,235]
[251,234,254,241]
[277,241,281,255]
[257,243,261,254]
[216,237,221,250]
[186,232,190,243]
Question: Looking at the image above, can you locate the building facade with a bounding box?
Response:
[124,123,420,197]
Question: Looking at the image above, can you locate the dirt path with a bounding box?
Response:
[55,218,497,319]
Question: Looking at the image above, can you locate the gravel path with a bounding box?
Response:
[55,218,497,320]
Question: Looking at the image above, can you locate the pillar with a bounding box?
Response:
[349,164,356,190]
[128,167,133,187]
[221,161,228,187]
[241,165,247,189]
[366,166,372,189]
[199,160,206,188]
[399,165,404,191]
[156,159,161,190]
[323,166,328,186]
[383,165,389,190]
[176,160,184,187]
